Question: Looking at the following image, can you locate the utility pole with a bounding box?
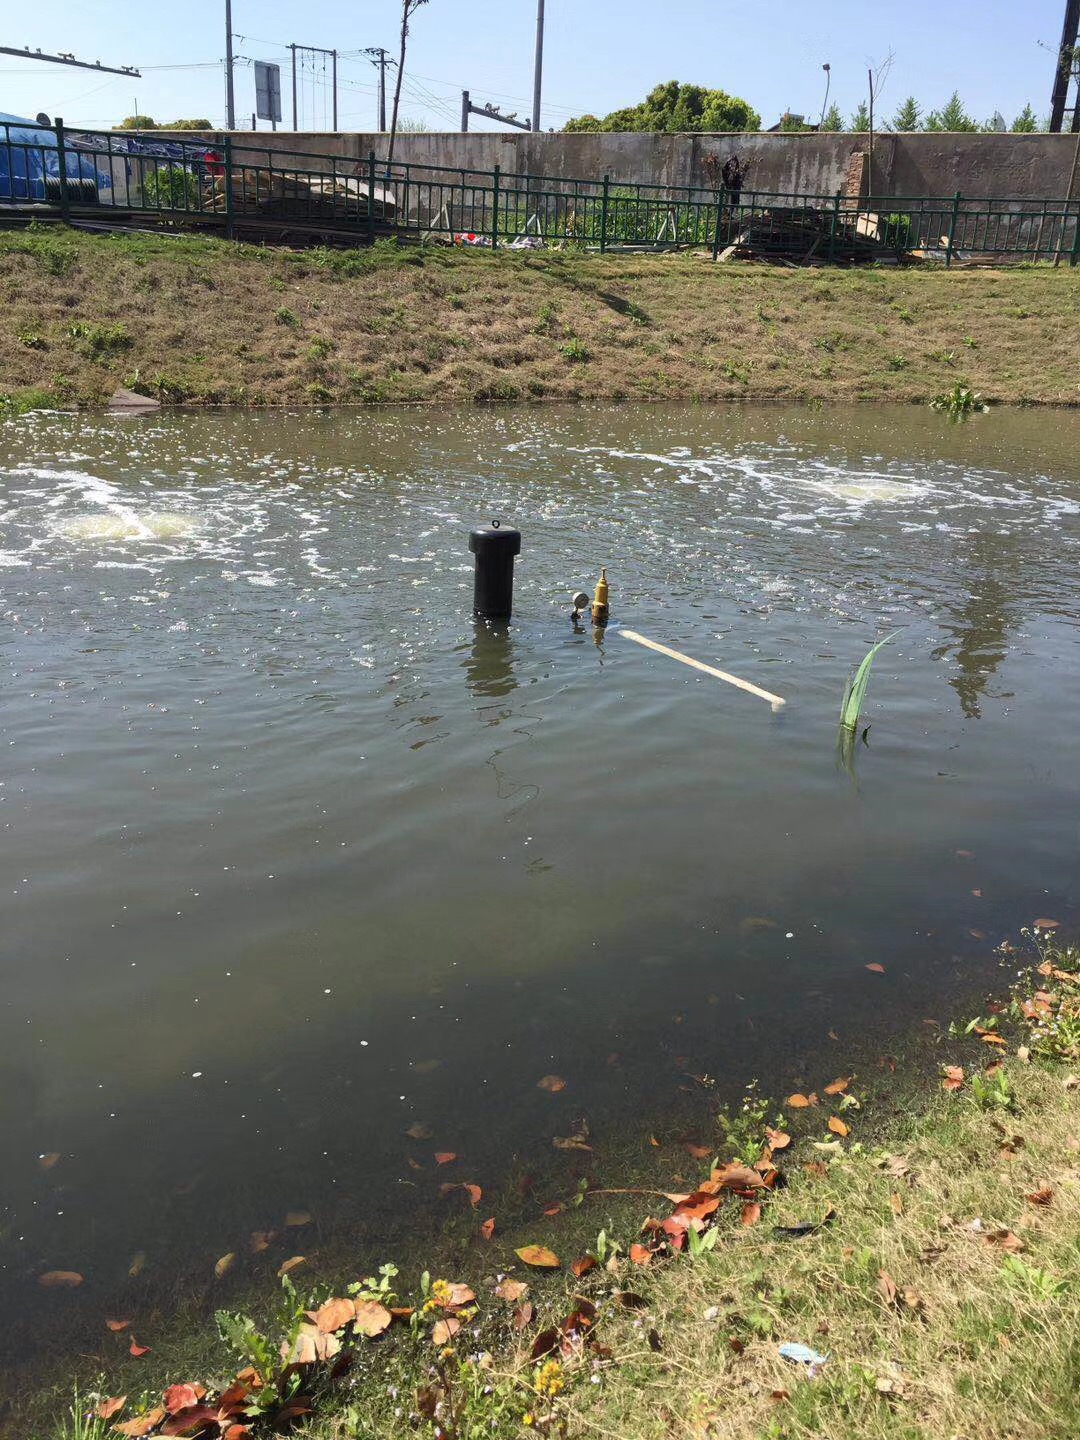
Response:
[1049,0,1080,132]
[364,47,393,130]
[224,0,236,130]
[332,48,338,129]
[290,44,297,129]
[532,0,545,133]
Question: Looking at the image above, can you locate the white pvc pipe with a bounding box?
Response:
[620,629,786,712]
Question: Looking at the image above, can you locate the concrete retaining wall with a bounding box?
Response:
[149,128,1080,201]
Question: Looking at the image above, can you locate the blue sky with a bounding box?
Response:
[0,0,1069,132]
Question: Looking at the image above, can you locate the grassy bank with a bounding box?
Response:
[1,226,1079,413]
[35,930,1079,1440]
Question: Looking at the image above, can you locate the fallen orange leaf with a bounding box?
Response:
[741,1202,762,1227]
[1033,918,1060,930]
[434,1152,458,1166]
[682,1141,712,1159]
[277,1256,306,1278]
[354,1300,392,1337]
[629,1243,653,1266]
[1026,1186,1053,1207]
[105,1318,131,1332]
[163,1384,201,1416]
[764,1128,791,1151]
[214,1252,236,1280]
[515,1245,560,1269]
[38,1152,61,1171]
[889,1192,904,1217]
[128,1338,151,1357]
[542,1202,563,1217]
[432,1316,460,1346]
[95,1397,126,1420]
[865,963,886,974]
[113,1407,165,1437]
[570,1256,598,1278]
[494,1279,528,1301]
[785,1094,811,1109]
[877,1270,898,1307]
[823,1077,852,1095]
[480,1217,495,1241]
[828,1117,849,1138]
[249,1231,273,1254]
[537,1075,566,1093]
[942,1065,965,1092]
[310,1298,355,1334]
[37,1270,83,1288]
[405,1122,432,1141]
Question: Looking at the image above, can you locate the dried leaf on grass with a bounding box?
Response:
[515,1245,560,1269]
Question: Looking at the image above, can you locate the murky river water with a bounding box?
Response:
[1,402,1078,1376]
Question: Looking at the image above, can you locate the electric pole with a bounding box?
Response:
[364,47,393,130]
[225,0,236,129]
[1050,0,1080,132]
[532,0,545,133]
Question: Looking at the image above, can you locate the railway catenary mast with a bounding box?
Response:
[1049,0,1080,132]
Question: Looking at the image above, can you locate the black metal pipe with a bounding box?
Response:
[468,521,521,619]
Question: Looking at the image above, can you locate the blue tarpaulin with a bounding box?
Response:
[0,112,59,199]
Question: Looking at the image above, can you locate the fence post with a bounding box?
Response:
[1070,200,1080,268]
[368,151,377,243]
[945,190,961,268]
[54,116,70,221]
[223,135,234,239]
[600,174,610,253]
[827,189,841,263]
[492,164,500,249]
[711,187,725,261]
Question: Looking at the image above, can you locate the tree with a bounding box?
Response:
[778,113,814,131]
[387,0,429,170]
[115,115,157,129]
[565,81,760,134]
[1011,104,1039,133]
[850,101,870,132]
[924,92,977,131]
[162,119,213,130]
[820,103,844,132]
[890,96,921,131]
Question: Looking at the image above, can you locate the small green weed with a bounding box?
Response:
[930,382,988,418]
[72,323,131,361]
[886,353,907,370]
[18,330,47,349]
[971,1067,1015,1111]
[274,306,299,326]
[560,338,591,363]
[1000,1253,1067,1300]
[305,337,334,363]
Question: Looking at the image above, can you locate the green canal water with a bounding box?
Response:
[0,402,1078,1381]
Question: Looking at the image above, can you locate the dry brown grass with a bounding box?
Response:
[1,226,1079,411]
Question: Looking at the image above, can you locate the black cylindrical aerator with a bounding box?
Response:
[468,521,521,619]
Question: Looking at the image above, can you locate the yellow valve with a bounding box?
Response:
[591,566,610,625]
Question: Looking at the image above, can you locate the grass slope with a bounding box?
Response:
[1,226,1079,411]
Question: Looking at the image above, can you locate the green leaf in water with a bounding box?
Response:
[840,634,897,732]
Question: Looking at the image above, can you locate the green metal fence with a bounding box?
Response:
[2,118,1078,266]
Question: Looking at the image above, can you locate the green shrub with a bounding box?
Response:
[142,164,200,211]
